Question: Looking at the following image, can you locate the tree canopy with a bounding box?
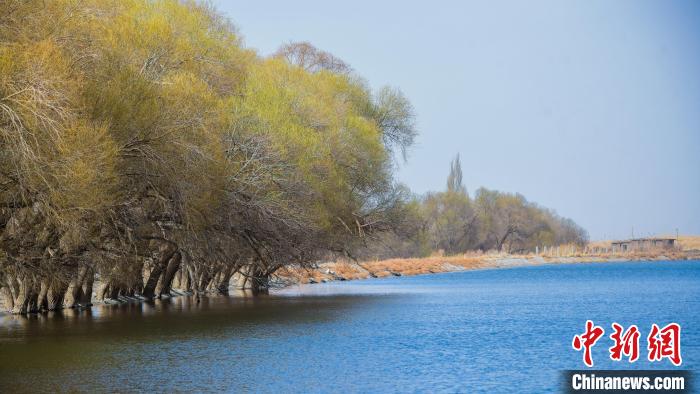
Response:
[421,156,588,255]
[0,0,416,313]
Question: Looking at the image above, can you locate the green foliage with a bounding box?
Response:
[0,0,417,302]
[371,87,417,160]
[417,155,588,255]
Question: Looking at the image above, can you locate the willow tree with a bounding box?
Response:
[232,53,416,287]
[0,2,126,312]
[0,0,418,313]
[0,0,253,310]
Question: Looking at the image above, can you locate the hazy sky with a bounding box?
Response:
[212,0,700,240]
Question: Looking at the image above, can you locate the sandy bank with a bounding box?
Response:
[274,249,700,286]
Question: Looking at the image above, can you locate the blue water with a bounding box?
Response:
[1,261,698,393]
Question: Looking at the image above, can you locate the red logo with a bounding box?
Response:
[573,321,682,367]
[647,323,682,366]
[572,320,605,367]
[609,323,640,362]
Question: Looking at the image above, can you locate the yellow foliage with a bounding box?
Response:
[50,121,119,215]
[241,57,390,232]
[1,0,410,267]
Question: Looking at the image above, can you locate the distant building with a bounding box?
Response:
[611,237,676,252]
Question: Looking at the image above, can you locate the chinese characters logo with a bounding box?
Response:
[572,320,681,367]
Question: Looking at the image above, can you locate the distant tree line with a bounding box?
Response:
[361,155,589,259]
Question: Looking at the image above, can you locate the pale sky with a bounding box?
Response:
[212,0,700,240]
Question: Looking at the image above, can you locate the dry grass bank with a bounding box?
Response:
[275,236,700,286]
[675,235,700,251]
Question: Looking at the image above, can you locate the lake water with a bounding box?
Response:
[1,261,698,393]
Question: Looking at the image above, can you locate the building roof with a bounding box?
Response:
[611,237,676,244]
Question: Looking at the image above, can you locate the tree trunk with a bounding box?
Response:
[141,262,164,299]
[250,266,269,295]
[10,275,40,314]
[63,266,88,309]
[80,269,94,306]
[155,252,181,297]
[97,281,111,302]
[142,242,177,299]
[46,281,66,311]
[232,265,251,290]
[215,265,235,295]
[37,280,49,311]
[0,282,14,312]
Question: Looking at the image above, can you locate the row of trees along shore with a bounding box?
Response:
[0,0,587,314]
[359,155,589,260]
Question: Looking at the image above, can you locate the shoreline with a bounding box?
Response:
[274,251,700,286]
[272,257,699,294]
[1,253,696,318]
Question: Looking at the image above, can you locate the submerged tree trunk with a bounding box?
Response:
[171,265,192,293]
[232,265,252,290]
[46,281,66,310]
[191,260,214,295]
[80,270,94,306]
[141,262,164,299]
[0,278,14,312]
[6,274,40,314]
[35,279,67,311]
[229,261,271,295]
[215,265,236,295]
[250,265,270,295]
[63,266,89,309]
[96,277,125,302]
[97,281,111,302]
[155,252,181,297]
[36,280,48,311]
[142,241,177,299]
